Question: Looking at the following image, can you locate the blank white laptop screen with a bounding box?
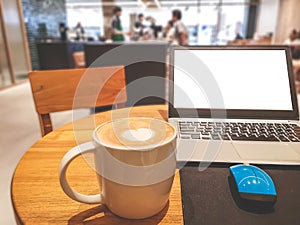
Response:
[173,49,293,111]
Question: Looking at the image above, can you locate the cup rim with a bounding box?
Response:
[92,117,177,151]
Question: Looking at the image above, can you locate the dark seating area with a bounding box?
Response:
[84,42,168,106]
[36,41,85,69]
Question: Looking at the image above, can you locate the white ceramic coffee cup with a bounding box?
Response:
[59,117,177,219]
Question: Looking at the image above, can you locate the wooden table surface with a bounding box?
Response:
[12,104,183,225]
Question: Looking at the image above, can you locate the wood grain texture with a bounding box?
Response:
[29,66,127,136]
[12,105,183,225]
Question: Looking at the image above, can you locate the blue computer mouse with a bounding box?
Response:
[229,164,277,203]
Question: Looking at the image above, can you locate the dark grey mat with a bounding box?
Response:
[179,162,300,225]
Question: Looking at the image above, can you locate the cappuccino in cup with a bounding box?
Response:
[59,117,177,219]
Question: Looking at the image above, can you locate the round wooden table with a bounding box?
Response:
[11,105,183,225]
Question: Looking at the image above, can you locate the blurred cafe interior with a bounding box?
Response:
[1,0,300,87]
[1,0,300,224]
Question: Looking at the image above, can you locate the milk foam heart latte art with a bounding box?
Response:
[96,117,175,149]
[123,128,154,142]
[59,117,177,219]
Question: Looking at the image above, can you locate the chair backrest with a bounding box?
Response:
[29,66,127,136]
[73,51,86,68]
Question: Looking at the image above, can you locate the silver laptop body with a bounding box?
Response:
[168,45,300,165]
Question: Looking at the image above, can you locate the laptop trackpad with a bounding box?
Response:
[232,142,300,164]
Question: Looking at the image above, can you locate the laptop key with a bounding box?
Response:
[191,134,201,139]
[230,134,279,142]
[180,129,195,132]
[221,134,230,140]
[212,134,221,140]
[201,135,211,140]
[289,136,300,142]
[179,122,187,125]
[180,132,195,135]
[180,127,188,130]
[257,135,279,142]
[180,135,191,139]
[247,135,261,141]
[269,135,280,141]
[278,135,290,142]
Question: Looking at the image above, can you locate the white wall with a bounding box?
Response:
[256,0,279,38]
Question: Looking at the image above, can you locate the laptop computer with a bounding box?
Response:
[168,45,300,165]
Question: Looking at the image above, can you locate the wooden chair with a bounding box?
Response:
[29,66,127,136]
[73,51,86,68]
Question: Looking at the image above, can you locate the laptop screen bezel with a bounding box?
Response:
[168,45,299,120]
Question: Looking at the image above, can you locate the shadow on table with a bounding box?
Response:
[68,201,169,225]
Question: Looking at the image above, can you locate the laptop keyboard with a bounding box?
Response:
[178,121,300,142]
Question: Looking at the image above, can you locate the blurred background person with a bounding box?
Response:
[146,16,162,40]
[59,22,68,41]
[133,13,145,40]
[284,29,300,45]
[74,22,85,41]
[111,6,125,42]
[284,29,300,59]
[234,21,244,40]
[163,20,175,43]
[172,9,188,45]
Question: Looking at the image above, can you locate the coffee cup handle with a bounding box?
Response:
[59,142,104,204]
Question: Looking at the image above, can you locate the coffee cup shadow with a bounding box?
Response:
[68,201,170,225]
